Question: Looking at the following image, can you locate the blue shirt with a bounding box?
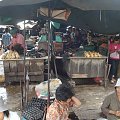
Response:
[2,33,12,47]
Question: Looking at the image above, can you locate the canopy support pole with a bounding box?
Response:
[47,0,52,106]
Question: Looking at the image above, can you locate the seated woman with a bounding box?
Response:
[22,84,47,120]
[101,78,120,120]
[0,97,20,120]
[22,79,62,120]
[46,84,81,120]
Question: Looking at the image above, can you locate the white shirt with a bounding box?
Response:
[110,51,120,59]
[4,111,20,120]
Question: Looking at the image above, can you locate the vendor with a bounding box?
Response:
[22,84,47,120]
[22,78,62,120]
[108,36,120,83]
[101,78,120,120]
[55,32,62,42]
[38,28,47,43]
[10,28,26,55]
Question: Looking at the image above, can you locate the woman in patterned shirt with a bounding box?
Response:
[46,84,81,120]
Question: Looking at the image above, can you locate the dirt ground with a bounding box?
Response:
[73,84,114,120]
[0,81,115,120]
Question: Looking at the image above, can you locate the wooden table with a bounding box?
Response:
[65,56,108,87]
[1,58,45,82]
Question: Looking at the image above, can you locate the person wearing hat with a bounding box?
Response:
[0,97,20,120]
[101,78,120,120]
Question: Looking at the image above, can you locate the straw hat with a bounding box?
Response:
[0,97,8,112]
[115,78,120,87]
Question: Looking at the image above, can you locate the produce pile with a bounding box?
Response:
[36,78,62,98]
[84,51,102,58]
[1,50,20,59]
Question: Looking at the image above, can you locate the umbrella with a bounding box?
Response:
[0,0,88,30]
[83,10,120,34]
[0,0,120,34]
[17,20,37,30]
[1,0,120,10]
[0,0,49,6]
[63,0,120,10]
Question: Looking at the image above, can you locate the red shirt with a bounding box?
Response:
[11,33,25,48]
[109,43,120,59]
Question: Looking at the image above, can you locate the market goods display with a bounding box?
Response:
[37,78,62,98]
[0,75,5,82]
[1,50,20,59]
[84,51,102,58]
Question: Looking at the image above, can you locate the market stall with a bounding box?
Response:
[65,56,107,78]
[65,56,108,86]
[1,58,44,83]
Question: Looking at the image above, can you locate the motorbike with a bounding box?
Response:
[26,44,47,58]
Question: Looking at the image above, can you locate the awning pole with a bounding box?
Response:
[23,20,27,107]
[47,0,52,107]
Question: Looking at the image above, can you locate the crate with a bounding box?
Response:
[53,42,63,52]
[38,42,48,51]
